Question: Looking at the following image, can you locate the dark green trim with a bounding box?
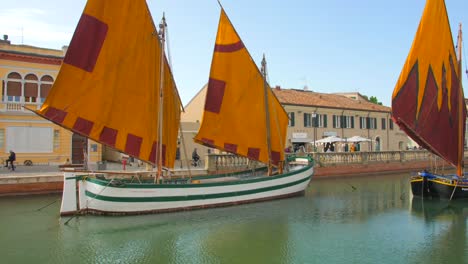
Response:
[86,165,313,188]
[85,175,312,202]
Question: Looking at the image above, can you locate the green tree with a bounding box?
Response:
[369,96,383,105]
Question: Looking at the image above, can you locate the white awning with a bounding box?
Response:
[291,138,313,143]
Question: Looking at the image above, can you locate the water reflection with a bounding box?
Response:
[410,198,468,264]
[3,174,468,263]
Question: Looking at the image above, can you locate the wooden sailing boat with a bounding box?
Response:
[33,0,314,215]
[392,0,467,200]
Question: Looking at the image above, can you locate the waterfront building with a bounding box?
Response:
[0,36,102,165]
[181,84,412,164]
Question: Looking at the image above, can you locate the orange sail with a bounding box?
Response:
[194,9,288,166]
[34,0,181,167]
[392,0,465,171]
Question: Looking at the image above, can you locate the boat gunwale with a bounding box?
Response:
[82,163,314,189]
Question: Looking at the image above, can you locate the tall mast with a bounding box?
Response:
[261,54,273,175]
[456,23,464,177]
[156,14,167,183]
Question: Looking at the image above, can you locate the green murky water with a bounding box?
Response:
[1,173,467,264]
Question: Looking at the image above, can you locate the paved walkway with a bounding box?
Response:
[0,161,146,177]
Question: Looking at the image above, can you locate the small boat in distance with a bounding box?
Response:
[31,0,314,216]
[392,0,467,200]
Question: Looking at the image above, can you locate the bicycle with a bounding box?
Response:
[5,160,15,171]
[191,159,201,167]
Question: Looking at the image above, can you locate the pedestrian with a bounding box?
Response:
[5,150,16,170]
[192,148,200,167]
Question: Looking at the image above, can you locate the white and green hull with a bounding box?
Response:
[61,164,313,216]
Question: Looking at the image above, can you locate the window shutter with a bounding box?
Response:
[332,115,336,128]
[291,112,295,127]
[360,117,362,129]
[324,115,327,128]
[366,117,370,129]
[351,116,354,128]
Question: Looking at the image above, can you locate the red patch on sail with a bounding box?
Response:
[247,148,260,160]
[201,138,215,147]
[149,141,166,166]
[271,151,281,165]
[64,14,108,72]
[224,143,238,154]
[205,78,225,113]
[214,41,245,53]
[73,117,94,136]
[44,107,67,124]
[99,126,118,147]
[125,134,142,157]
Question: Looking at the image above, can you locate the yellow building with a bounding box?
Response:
[0,36,102,166]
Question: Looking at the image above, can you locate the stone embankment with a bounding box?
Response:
[1,150,458,196]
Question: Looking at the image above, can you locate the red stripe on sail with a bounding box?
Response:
[247,148,260,160]
[73,117,94,136]
[214,41,244,53]
[201,138,215,147]
[205,78,225,114]
[125,134,142,157]
[99,126,118,147]
[224,143,238,154]
[44,107,67,124]
[64,14,108,72]
[149,141,166,166]
[271,151,281,165]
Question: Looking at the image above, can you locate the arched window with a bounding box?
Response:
[40,75,54,102]
[6,72,22,102]
[24,74,39,103]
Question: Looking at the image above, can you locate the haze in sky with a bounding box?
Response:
[1,0,467,107]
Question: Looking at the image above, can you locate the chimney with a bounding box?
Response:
[275,85,281,90]
[3,35,7,41]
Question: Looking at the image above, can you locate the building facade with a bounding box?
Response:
[273,87,410,152]
[0,36,102,165]
[181,84,411,162]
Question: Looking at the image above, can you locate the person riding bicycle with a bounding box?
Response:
[192,148,200,167]
[5,150,16,170]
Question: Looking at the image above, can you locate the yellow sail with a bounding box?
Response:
[391,0,466,172]
[34,0,181,168]
[194,9,288,166]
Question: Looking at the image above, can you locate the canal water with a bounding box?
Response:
[1,173,467,264]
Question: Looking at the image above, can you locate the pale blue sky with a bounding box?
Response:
[1,0,467,107]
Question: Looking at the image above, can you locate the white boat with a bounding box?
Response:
[32,0,314,216]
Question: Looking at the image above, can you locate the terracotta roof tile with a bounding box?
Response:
[272,88,390,112]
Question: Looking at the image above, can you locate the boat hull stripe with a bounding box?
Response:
[85,175,311,202]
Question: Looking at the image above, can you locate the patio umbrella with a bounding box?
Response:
[312,136,344,144]
[347,136,372,142]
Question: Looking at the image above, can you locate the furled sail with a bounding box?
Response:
[34,0,182,167]
[392,0,466,171]
[194,9,288,166]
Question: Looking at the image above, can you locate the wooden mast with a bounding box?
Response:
[156,14,167,183]
[261,54,273,176]
[456,23,464,177]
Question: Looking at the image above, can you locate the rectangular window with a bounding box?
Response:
[360,117,367,129]
[333,115,342,128]
[369,118,377,129]
[304,113,312,127]
[313,114,326,128]
[389,119,394,130]
[342,116,354,128]
[288,112,295,127]
[6,127,53,153]
[381,118,386,130]
[53,130,60,150]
